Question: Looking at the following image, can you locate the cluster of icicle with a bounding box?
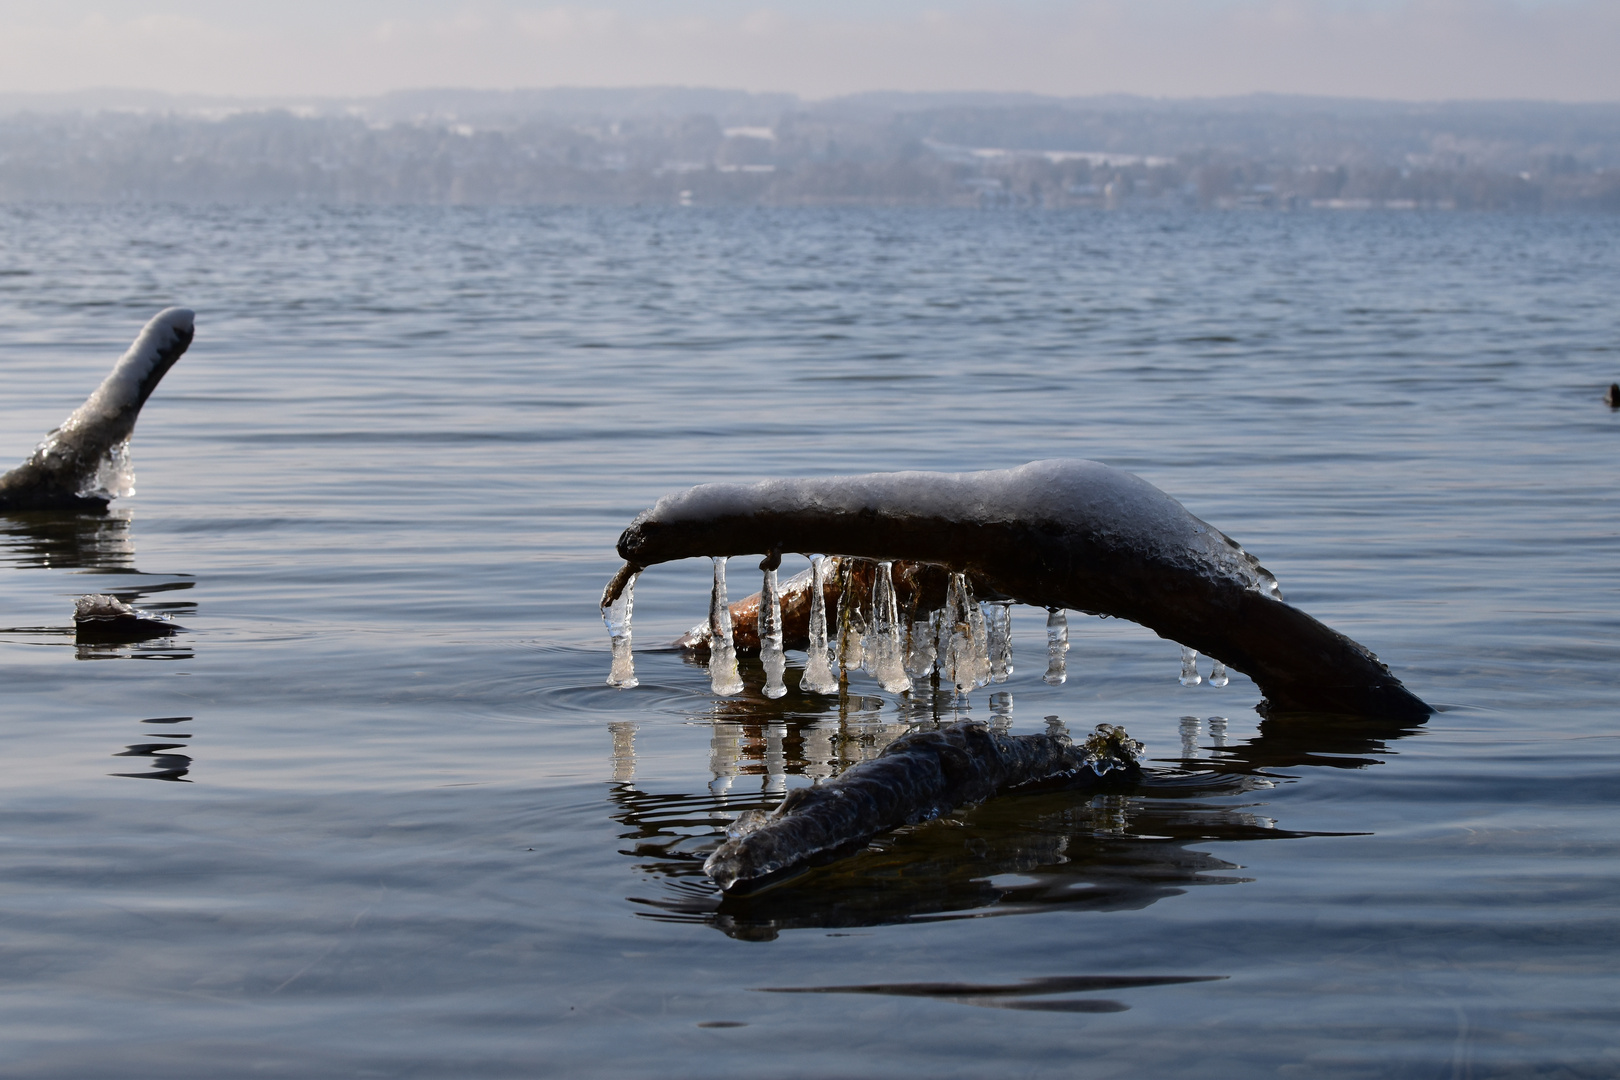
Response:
[603,555,1072,697]
[1178,645,1229,688]
[799,556,1046,700]
[603,555,1229,695]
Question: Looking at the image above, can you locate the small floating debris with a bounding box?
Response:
[702,720,1143,891]
[1607,383,1620,409]
[73,594,180,644]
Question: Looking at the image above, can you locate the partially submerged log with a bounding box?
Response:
[0,308,194,512]
[704,721,1143,891]
[611,460,1431,718]
[73,594,180,644]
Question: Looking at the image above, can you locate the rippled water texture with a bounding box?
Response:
[1,205,1618,1077]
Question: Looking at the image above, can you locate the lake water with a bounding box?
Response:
[1,204,1618,1078]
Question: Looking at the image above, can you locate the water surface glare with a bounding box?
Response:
[1,205,1619,1077]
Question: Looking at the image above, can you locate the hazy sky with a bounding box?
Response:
[0,0,1616,102]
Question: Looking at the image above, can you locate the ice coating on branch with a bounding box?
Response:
[985,600,1014,683]
[801,555,839,695]
[869,561,912,694]
[759,560,787,699]
[0,308,194,511]
[85,439,136,500]
[1044,608,1069,686]
[75,594,144,622]
[1180,646,1202,687]
[708,557,744,696]
[1209,659,1229,688]
[73,593,179,643]
[702,720,1144,891]
[602,570,639,689]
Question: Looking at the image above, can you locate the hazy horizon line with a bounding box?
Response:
[5,85,1619,112]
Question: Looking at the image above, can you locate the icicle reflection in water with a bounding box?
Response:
[709,720,741,796]
[608,721,637,782]
[868,561,913,694]
[1209,659,1230,688]
[758,556,787,699]
[602,571,639,689]
[985,599,1014,683]
[1043,607,1069,686]
[800,555,839,695]
[763,721,787,794]
[1179,715,1202,759]
[708,557,745,696]
[1179,646,1202,687]
[989,690,1013,732]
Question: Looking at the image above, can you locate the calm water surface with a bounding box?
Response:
[0,205,1617,1077]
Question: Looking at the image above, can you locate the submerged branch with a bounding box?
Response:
[704,721,1142,891]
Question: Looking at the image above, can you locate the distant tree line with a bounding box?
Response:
[1,98,1617,211]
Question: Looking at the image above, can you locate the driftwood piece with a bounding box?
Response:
[0,308,194,512]
[704,721,1142,891]
[611,460,1430,718]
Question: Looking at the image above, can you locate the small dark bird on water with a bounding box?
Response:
[1608,383,1620,409]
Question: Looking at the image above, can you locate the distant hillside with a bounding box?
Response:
[1,88,1616,209]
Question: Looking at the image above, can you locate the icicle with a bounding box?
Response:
[904,609,939,680]
[1209,659,1229,688]
[602,571,639,689]
[869,561,913,694]
[935,595,956,687]
[945,573,990,695]
[1043,607,1069,686]
[800,555,839,695]
[837,561,869,679]
[759,555,787,699]
[708,556,744,696]
[966,594,992,690]
[1179,645,1202,687]
[985,599,1014,683]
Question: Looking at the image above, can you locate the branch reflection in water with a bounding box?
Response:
[0,507,138,570]
[0,509,195,661]
[109,716,197,783]
[605,662,1419,942]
